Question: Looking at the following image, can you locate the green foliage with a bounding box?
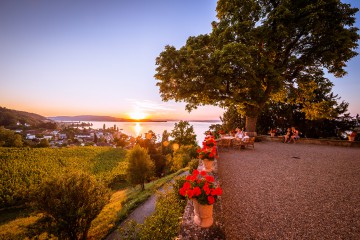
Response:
[0,126,23,147]
[126,145,154,190]
[138,188,187,240]
[161,130,172,156]
[171,145,197,172]
[188,158,200,174]
[0,106,48,129]
[256,101,359,138]
[170,121,197,146]
[208,124,223,139]
[0,147,127,208]
[118,181,187,240]
[113,133,129,148]
[155,1,359,132]
[220,105,245,133]
[31,171,110,240]
[36,138,49,148]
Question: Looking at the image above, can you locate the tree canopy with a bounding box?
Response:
[170,121,197,146]
[155,0,359,133]
[126,145,154,190]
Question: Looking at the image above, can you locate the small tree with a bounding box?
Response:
[126,145,154,191]
[170,121,197,147]
[31,172,110,240]
[37,138,49,148]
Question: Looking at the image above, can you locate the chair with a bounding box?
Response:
[218,138,232,151]
[232,138,243,150]
[243,137,255,149]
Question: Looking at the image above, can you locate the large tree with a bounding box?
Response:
[155,0,359,134]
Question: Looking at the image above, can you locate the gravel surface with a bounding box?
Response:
[218,141,360,240]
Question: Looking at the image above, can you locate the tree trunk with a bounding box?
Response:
[141,182,145,191]
[245,116,258,137]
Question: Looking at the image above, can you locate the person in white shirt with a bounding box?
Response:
[235,127,244,139]
[242,132,249,141]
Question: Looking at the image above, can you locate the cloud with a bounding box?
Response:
[126,99,176,113]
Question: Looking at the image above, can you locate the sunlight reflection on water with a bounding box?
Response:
[134,122,142,136]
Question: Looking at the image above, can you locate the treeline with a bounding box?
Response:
[218,104,360,140]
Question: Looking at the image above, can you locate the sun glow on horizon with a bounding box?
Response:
[128,111,148,120]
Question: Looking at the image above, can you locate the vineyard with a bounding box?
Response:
[0,147,127,209]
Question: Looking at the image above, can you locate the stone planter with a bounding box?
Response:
[203,159,213,172]
[193,199,214,228]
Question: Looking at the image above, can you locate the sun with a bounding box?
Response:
[129,111,148,120]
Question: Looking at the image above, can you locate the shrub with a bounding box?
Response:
[31,171,110,240]
[171,145,197,172]
[188,158,199,174]
[138,188,186,239]
[118,183,187,240]
[126,145,154,190]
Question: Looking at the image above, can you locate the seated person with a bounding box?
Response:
[289,127,300,143]
[284,128,291,143]
[242,132,249,141]
[235,127,244,139]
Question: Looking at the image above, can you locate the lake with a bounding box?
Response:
[85,121,221,144]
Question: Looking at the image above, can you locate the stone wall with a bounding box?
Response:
[259,135,360,148]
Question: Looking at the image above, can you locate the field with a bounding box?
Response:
[0,146,186,239]
[0,147,127,209]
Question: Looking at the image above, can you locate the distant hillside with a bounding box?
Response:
[48,115,167,122]
[48,115,128,122]
[0,107,49,128]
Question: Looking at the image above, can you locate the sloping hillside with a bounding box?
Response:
[0,106,49,128]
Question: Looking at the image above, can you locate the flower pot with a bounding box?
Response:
[349,136,355,141]
[270,132,275,137]
[203,159,213,172]
[193,199,213,228]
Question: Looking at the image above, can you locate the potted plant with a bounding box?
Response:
[179,170,223,227]
[202,136,217,148]
[348,131,357,141]
[197,137,218,172]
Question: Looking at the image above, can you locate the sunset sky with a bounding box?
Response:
[1,0,359,120]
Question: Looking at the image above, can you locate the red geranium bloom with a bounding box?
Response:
[208,196,215,204]
[206,175,215,183]
[179,155,223,205]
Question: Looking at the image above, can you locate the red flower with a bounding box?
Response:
[206,175,215,183]
[187,189,194,198]
[215,187,223,195]
[208,196,215,204]
[193,186,201,196]
[179,167,223,205]
[203,182,211,195]
[183,181,191,190]
[179,187,187,196]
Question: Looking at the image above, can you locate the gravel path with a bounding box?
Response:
[218,141,360,240]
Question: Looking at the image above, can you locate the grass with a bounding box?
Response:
[0,168,187,240]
